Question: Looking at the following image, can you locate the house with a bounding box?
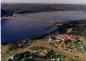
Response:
[48,36,59,43]
[63,35,74,42]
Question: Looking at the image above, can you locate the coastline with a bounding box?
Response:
[2,19,86,44]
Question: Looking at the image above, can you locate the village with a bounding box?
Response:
[2,33,86,61]
[1,20,86,61]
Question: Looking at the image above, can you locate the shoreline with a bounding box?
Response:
[2,19,86,45]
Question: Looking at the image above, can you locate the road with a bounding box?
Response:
[32,41,86,61]
[6,40,86,61]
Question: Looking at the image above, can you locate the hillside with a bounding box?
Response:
[1,3,86,17]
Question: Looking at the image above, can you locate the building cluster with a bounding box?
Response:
[48,34,75,44]
[28,46,49,57]
[47,34,86,53]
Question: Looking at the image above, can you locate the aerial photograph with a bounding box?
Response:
[1,0,86,61]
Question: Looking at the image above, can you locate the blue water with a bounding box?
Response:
[1,11,86,43]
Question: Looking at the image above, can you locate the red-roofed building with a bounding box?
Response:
[63,35,74,42]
